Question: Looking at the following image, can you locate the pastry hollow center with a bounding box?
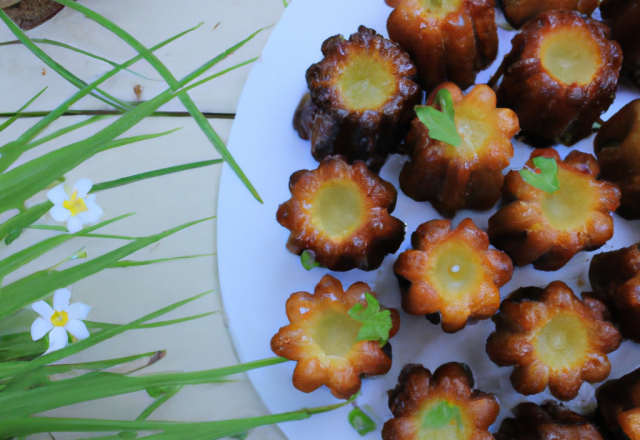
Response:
[430,239,483,295]
[455,106,491,155]
[311,309,362,357]
[337,54,396,112]
[540,167,596,231]
[420,400,467,439]
[534,313,589,370]
[420,0,463,15]
[540,28,602,86]
[311,180,366,238]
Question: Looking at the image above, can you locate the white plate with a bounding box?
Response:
[218,1,640,437]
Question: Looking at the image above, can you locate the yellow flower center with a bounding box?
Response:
[62,190,89,217]
[50,310,69,327]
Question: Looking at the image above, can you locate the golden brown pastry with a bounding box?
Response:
[488,149,620,271]
[596,367,640,439]
[382,362,499,440]
[589,242,640,342]
[492,11,622,146]
[277,155,405,271]
[486,281,622,401]
[601,0,640,88]
[501,0,599,29]
[393,218,513,333]
[386,0,498,92]
[594,99,640,220]
[399,83,519,218]
[293,26,421,172]
[495,401,604,440]
[270,275,400,399]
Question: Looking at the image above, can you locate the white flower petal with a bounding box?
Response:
[74,179,92,198]
[53,289,71,312]
[67,303,91,320]
[44,326,68,354]
[46,184,68,205]
[78,209,101,224]
[84,194,96,203]
[65,319,90,340]
[31,317,53,341]
[67,216,83,234]
[50,205,70,222]
[32,300,54,320]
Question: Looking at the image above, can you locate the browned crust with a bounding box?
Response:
[399,82,519,218]
[486,281,622,401]
[495,401,603,440]
[596,367,640,436]
[589,242,640,342]
[393,218,513,333]
[382,363,499,440]
[270,275,401,399]
[594,99,640,219]
[488,149,620,271]
[387,0,498,92]
[495,11,622,146]
[294,25,421,172]
[3,0,68,30]
[276,155,405,271]
[502,0,599,29]
[601,0,640,88]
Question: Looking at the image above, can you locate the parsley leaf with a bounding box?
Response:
[348,406,376,436]
[300,250,320,270]
[348,292,392,347]
[519,156,560,194]
[415,88,461,147]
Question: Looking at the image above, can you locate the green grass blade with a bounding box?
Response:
[97,128,182,153]
[0,202,50,243]
[53,0,263,203]
[0,87,47,133]
[136,386,182,421]
[0,291,210,379]
[0,38,156,80]
[0,213,134,279]
[177,58,258,95]
[110,253,214,268]
[0,157,215,242]
[0,217,212,321]
[0,402,344,438]
[16,115,113,158]
[43,351,166,376]
[136,312,216,329]
[0,23,203,164]
[0,11,131,111]
[0,357,287,418]
[91,159,222,192]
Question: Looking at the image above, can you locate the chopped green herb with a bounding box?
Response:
[519,156,560,194]
[300,250,320,270]
[348,406,376,436]
[435,88,455,120]
[348,292,392,347]
[415,89,461,147]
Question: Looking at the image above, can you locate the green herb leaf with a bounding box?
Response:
[415,96,461,148]
[435,88,455,120]
[348,293,392,347]
[348,406,376,436]
[300,250,320,270]
[519,156,560,194]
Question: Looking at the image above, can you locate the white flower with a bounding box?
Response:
[31,289,91,354]
[47,178,103,233]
